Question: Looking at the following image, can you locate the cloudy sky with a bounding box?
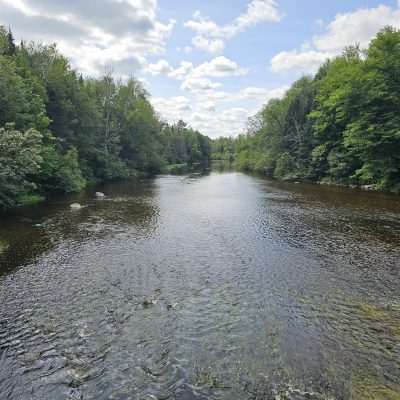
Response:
[1,0,399,137]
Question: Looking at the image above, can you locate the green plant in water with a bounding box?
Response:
[193,365,226,389]
[351,374,400,400]
[356,302,400,338]
[0,239,9,254]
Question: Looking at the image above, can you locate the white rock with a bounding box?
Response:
[95,192,105,198]
[361,184,375,191]
[70,203,82,209]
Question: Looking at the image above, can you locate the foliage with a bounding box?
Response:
[0,124,42,209]
[161,120,211,167]
[38,145,86,193]
[0,27,211,209]
[217,27,400,193]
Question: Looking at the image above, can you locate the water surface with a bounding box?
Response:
[0,172,399,399]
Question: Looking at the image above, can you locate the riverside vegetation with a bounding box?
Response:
[2,26,400,212]
[0,26,211,210]
[213,27,400,193]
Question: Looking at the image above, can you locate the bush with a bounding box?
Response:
[0,124,42,209]
[38,145,86,193]
[274,153,297,180]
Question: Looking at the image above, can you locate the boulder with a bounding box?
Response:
[70,203,82,209]
[95,192,105,198]
[361,184,375,191]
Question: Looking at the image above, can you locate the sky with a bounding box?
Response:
[1,0,400,138]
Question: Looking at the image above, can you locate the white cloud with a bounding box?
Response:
[179,57,247,94]
[147,56,247,80]
[146,56,248,96]
[169,61,194,80]
[0,0,175,76]
[184,0,282,53]
[147,59,172,75]
[181,77,222,92]
[239,85,289,102]
[192,36,225,54]
[314,5,400,52]
[191,56,248,78]
[271,50,335,74]
[151,94,236,137]
[151,84,288,138]
[201,101,217,112]
[270,4,400,74]
[152,96,192,122]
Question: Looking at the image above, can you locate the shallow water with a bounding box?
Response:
[0,172,399,400]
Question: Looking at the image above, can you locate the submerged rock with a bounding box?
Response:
[143,298,157,307]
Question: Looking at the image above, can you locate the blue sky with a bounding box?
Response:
[1,0,399,137]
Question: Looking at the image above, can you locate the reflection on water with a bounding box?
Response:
[0,172,399,399]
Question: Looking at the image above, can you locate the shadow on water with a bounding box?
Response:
[0,178,159,276]
[0,171,399,399]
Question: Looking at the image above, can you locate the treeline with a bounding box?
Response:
[215,27,400,193]
[0,26,211,210]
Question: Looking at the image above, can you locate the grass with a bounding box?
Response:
[18,193,45,206]
[164,163,188,174]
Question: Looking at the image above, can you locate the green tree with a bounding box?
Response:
[344,27,400,191]
[0,56,49,131]
[38,145,86,193]
[0,124,43,209]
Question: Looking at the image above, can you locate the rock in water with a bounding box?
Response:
[70,203,82,210]
[95,192,105,198]
[361,184,375,191]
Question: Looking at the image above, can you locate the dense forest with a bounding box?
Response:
[214,27,400,193]
[2,25,399,212]
[0,26,211,210]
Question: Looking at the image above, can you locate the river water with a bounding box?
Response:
[0,171,399,400]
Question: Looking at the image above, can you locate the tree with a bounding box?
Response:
[0,26,16,56]
[226,27,400,192]
[0,56,49,131]
[344,27,400,191]
[0,124,42,209]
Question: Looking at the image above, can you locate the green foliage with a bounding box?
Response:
[211,136,235,163]
[39,145,86,193]
[0,26,16,56]
[222,27,400,193]
[0,56,49,131]
[0,26,211,209]
[274,153,297,180]
[344,27,400,191]
[0,124,42,209]
[162,120,211,168]
[17,193,45,205]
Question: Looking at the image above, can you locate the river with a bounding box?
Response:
[0,171,399,400]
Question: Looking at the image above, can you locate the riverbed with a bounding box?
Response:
[0,171,399,399]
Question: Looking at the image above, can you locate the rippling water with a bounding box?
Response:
[0,172,399,400]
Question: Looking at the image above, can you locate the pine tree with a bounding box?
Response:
[6,27,16,56]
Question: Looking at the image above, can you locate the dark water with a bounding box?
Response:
[0,172,399,400]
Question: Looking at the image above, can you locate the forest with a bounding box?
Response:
[0,26,211,210]
[213,27,400,193]
[2,25,400,212]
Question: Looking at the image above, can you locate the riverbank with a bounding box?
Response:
[212,159,399,195]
